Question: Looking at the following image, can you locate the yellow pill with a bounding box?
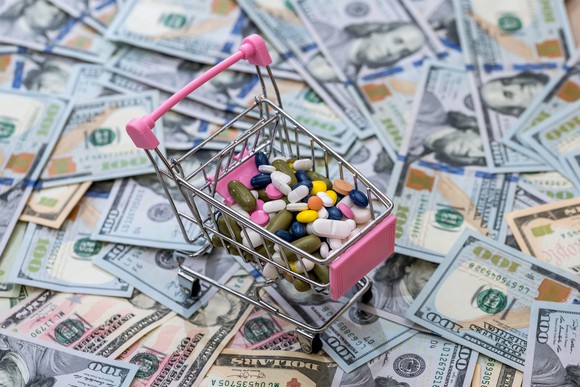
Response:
[296,210,318,223]
[325,190,337,205]
[310,180,327,195]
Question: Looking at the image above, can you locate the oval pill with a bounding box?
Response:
[275,230,293,243]
[328,238,344,250]
[288,185,309,203]
[307,196,323,211]
[293,158,313,171]
[293,180,313,191]
[317,206,329,219]
[290,258,315,272]
[306,171,332,189]
[263,199,286,213]
[352,206,372,224]
[272,159,298,186]
[325,190,337,205]
[316,191,334,207]
[349,189,369,208]
[228,180,256,212]
[320,242,329,258]
[291,221,307,239]
[250,173,272,189]
[326,206,342,220]
[312,219,352,239]
[242,229,264,248]
[295,170,311,182]
[258,165,276,173]
[286,202,309,212]
[265,183,284,200]
[263,263,279,280]
[254,151,269,167]
[250,210,269,226]
[310,180,327,195]
[338,202,354,219]
[296,210,318,223]
[266,210,293,233]
[333,179,354,195]
[231,204,250,218]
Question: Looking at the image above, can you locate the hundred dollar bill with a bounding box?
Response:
[66,64,114,101]
[267,281,418,373]
[0,222,24,298]
[405,230,580,371]
[11,182,133,297]
[519,171,580,201]
[116,275,254,387]
[0,286,35,314]
[332,333,478,387]
[201,349,338,387]
[419,0,463,65]
[0,289,175,358]
[48,0,118,33]
[344,137,394,195]
[503,51,580,162]
[471,354,523,387]
[0,0,115,63]
[0,89,71,257]
[523,301,580,387]
[39,91,165,188]
[93,244,239,318]
[0,330,138,387]
[562,148,580,190]
[505,197,580,274]
[20,181,91,229]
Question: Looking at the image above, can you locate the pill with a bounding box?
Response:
[310,180,327,195]
[293,158,313,171]
[349,189,369,208]
[345,219,357,230]
[257,188,269,201]
[295,170,311,182]
[333,179,354,195]
[317,206,329,219]
[242,229,264,248]
[275,229,293,243]
[228,180,256,212]
[231,204,250,218]
[272,159,298,186]
[272,252,284,265]
[255,151,269,167]
[290,258,315,272]
[328,237,344,250]
[216,214,242,242]
[338,202,354,219]
[307,196,323,211]
[255,199,264,211]
[316,191,334,207]
[306,222,315,235]
[293,278,310,292]
[271,156,288,162]
[296,210,318,223]
[325,190,337,205]
[291,221,307,239]
[250,190,259,199]
[263,263,279,280]
[250,173,272,189]
[286,202,309,212]
[320,242,329,258]
[258,165,276,173]
[311,219,352,239]
[339,196,353,207]
[352,206,372,224]
[326,206,342,220]
[280,235,321,261]
[250,210,269,226]
[301,194,312,203]
[312,264,329,283]
[266,210,293,233]
[263,199,286,213]
[293,180,313,191]
[271,172,291,195]
[265,183,284,199]
[306,171,332,189]
[288,185,310,203]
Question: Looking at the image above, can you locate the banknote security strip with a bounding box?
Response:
[125,34,396,353]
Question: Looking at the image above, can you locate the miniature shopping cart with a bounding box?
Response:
[126,35,396,353]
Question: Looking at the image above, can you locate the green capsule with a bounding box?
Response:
[257,188,270,202]
[306,171,332,190]
[217,214,242,242]
[265,210,293,233]
[227,180,256,212]
[293,278,311,292]
[312,264,329,284]
[272,159,298,186]
[280,235,321,261]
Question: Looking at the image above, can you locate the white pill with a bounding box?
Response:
[312,219,352,239]
[271,156,288,163]
[317,206,328,219]
[258,165,276,173]
[293,158,313,171]
[351,206,372,224]
[242,229,264,248]
[288,185,310,203]
[231,205,250,218]
[306,222,315,234]
[250,190,259,199]
[328,237,344,250]
[316,192,334,207]
[294,258,315,272]
[263,199,286,213]
[286,202,309,212]
[272,252,284,265]
[276,182,291,195]
[345,219,357,230]
[320,242,329,258]
[271,171,291,185]
[263,263,279,280]
[339,196,353,207]
[347,224,368,240]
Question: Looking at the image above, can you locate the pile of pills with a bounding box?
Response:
[212,151,372,292]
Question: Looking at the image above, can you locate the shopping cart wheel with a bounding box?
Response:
[178,269,202,298]
[361,283,373,304]
[296,328,322,354]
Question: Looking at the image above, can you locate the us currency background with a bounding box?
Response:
[0,0,579,386]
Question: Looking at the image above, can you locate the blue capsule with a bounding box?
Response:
[275,230,293,243]
[349,189,369,208]
[255,151,269,167]
[301,194,312,203]
[327,206,342,220]
[295,170,311,182]
[290,221,307,239]
[250,173,271,189]
[293,180,313,191]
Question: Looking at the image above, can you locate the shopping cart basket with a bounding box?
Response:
[126,35,396,353]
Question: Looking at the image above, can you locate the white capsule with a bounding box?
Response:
[317,206,328,219]
[272,252,284,265]
[258,165,276,173]
[292,158,313,171]
[294,258,315,272]
[250,190,259,199]
[263,263,279,280]
[316,191,334,207]
[320,242,329,258]
[286,202,309,212]
[231,204,250,218]
[288,185,310,203]
[351,206,372,224]
[263,199,286,213]
[347,224,368,240]
[338,196,353,207]
[312,219,352,239]
[328,237,344,250]
[306,221,315,234]
[242,229,264,248]
[345,219,357,230]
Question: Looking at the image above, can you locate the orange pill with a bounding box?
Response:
[308,196,323,211]
[333,179,353,195]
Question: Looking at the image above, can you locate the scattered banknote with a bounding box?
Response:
[505,197,580,274]
[66,64,114,101]
[202,349,338,386]
[11,182,133,296]
[116,275,254,387]
[48,0,118,33]
[345,136,395,195]
[20,181,91,229]
[472,354,523,387]
[518,171,580,201]
[39,91,165,188]
[0,329,138,387]
[267,281,418,372]
[0,89,71,257]
[0,286,36,314]
[0,289,175,358]
[0,0,115,62]
[523,301,580,387]
[332,332,478,386]
[406,230,580,370]
[0,222,24,298]
[563,148,580,190]
[418,0,464,65]
[94,244,240,317]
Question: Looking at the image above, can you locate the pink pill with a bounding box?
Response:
[266,183,284,199]
[255,199,265,211]
[251,210,269,226]
[338,202,354,219]
[224,197,235,206]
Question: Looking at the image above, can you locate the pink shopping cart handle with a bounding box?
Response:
[126,35,273,150]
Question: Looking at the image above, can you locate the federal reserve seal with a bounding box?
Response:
[434,208,463,230]
[243,317,276,343]
[477,289,507,314]
[147,203,173,222]
[498,14,522,32]
[73,237,102,258]
[130,353,160,378]
[154,250,182,269]
[349,308,378,325]
[345,1,370,17]
[55,319,86,345]
[393,353,426,377]
[89,128,116,147]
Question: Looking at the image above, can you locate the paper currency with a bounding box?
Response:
[20,181,91,229]
[267,281,417,372]
[563,148,580,189]
[0,289,175,358]
[0,0,115,62]
[523,301,580,387]
[94,244,240,317]
[116,275,254,387]
[505,197,580,274]
[332,333,478,387]
[471,354,523,387]
[0,222,24,298]
[48,0,118,33]
[344,136,394,195]
[39,91,165,187]
[0,286,35,314]
[66,64,114,101]
[201,349,338,387]
[420,0,464,65]
[0,329,138,387]
[406,230,580,370]
[11,182,133,296]
[519,171,580,201]
[0,89,70,257]
[567,0,580,45]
